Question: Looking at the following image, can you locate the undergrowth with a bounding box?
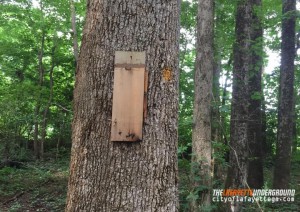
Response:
[178,148,300,212]
[0,156,69,211]
[1,149,299,211]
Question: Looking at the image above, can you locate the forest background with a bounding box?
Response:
[0,0,299,211]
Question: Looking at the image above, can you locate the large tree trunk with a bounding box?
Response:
[247,0,264,189]
[191,0,214,209]
[273,0,296,189]
[65,0,180,211]
[225,0,253,211]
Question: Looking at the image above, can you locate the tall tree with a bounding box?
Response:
[40,43,56,160]
[247,0,264,189]
[225,0,254,210]
[34,2,45,159]
[191,0,214,209]
[212,0,236,184]
[70,0,79,66]
[66,0,180,211]
[273,0,296,189]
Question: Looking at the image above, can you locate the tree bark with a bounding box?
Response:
[66,0,180,211]
[273,0,296,189]
[247,0,264,189]
[191,0,214,209]
[225,0,253,211]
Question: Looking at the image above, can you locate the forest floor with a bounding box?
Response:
[0,156,69,212]
[0,152,299,211]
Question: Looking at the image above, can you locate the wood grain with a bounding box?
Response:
[111,67,145,141]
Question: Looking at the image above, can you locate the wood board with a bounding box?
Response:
[111,51,146,142]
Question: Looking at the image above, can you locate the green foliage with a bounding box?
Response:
[212,141,229,165]
[263,68,280,157]
[251,91,263,100]
[0,0,86,160]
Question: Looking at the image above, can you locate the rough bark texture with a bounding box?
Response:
[191,0,214,209]
[225,0,253,211]
[65,0,180,211]
[247,0,264,189]
[273,0,296,189]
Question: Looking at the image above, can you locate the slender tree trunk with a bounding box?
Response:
[191,0,214,209]
[34,106,40,159]
[273,0,296,189]
[34,29,45,160]
[220,70,230,164]
[70,0,79,66]
[212,60,221,181]
[247,0,264,189]
[292,117,297,154]
[225,0,253,211]
[261,95,269,158]
[56,118,65,160]
[66,0,180,211]
[220,57,232,157]
[292,93,297,154]
[212,61,221,144]
[213,11,231,182]
[40,54,55,160]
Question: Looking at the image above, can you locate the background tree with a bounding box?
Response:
[191,0,214,209]
[66,0,180,211]
[247,0,264,189]
[273,0,296,189]
[70,0,79,66]
[212,0,235,184]
[225,0,254,210]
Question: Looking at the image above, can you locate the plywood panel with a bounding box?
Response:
[111,51,145,142]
